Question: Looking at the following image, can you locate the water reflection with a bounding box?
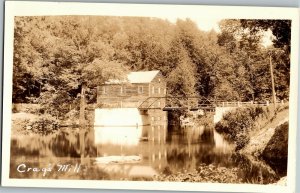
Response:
[94,108,144,146]
[94,126,142,146]
[10,123,278,183]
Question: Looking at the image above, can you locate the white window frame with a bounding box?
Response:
[157,101,161,107]
[138,86,143,94]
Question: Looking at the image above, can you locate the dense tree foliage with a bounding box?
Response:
[13,16,291,118]
[218,19,290,101]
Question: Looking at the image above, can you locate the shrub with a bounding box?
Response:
[11,118,31,135]
[215,106,267,151]
[262,122,288,176]
[29,114,59,135]
[12,103,40,114]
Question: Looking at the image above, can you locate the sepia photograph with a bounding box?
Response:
[1,2,299,192]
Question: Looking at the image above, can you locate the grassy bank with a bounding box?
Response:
[215,104,288,152]
[215,104,289,180]
[241,106,288,157]
[215,106,270,151]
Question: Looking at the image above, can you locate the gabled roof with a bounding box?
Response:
[128,70,160,83]
[105,70,160,84]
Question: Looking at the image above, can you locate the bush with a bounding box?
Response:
[12,103,40,114]
[262,122,288,176]
[29,114,59,135]
[11,118,31,135]
[215,106,267,151]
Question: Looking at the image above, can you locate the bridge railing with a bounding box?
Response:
[215,101,254,107]
[138,96,287,110]
[215,100,286,108]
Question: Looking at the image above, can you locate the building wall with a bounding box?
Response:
[97,83,149,108]
[97,72,167,108]
[149,72,167,97]
[95,71,168,143]
[146,72,167,109]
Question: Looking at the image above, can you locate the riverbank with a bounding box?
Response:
[240,105,289,179]
[154,164,242,183]
[215,104,289,183]
[160,105,289,184]
[241,105,288,157]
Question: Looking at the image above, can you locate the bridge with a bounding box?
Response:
[137,96,284,123]
[138,96,272,111]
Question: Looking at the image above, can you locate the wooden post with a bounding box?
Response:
[79,82,86,161]
[79,82,86,128]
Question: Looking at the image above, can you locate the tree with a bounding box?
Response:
[240,19,291,100]
[217,19,290,101]
[167,50,197,97]
[240,20,291,52]
[13,16,128,119]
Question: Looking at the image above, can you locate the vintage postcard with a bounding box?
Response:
[1,1,299,192]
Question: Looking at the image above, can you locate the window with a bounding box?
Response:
[158,87,161,94]
[157,101,161,107]
[138,86,143,94]
[103,86,107,94]
[152,86,155,94]
[120,86,123,94]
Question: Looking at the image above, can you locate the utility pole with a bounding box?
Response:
[269,52,276,110]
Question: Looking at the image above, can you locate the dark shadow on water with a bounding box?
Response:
[232,154,279,184]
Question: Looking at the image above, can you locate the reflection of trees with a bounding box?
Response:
[166,140,236,174]
[167,148,194,171]
[11,134,57,157]
[10,138,39,156]
[51,131,80,157]
[166,125,217,172]
[195,146,232,167]
[11,129,97,159]
[50,130,97,158]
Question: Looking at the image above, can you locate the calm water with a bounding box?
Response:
[10,124,279,183]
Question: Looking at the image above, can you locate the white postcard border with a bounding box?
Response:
[2,2,299,193]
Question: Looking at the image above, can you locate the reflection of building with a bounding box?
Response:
[94,141,168,179]
[148,143,168,171]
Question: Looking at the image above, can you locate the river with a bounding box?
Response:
[10,122,279,183]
